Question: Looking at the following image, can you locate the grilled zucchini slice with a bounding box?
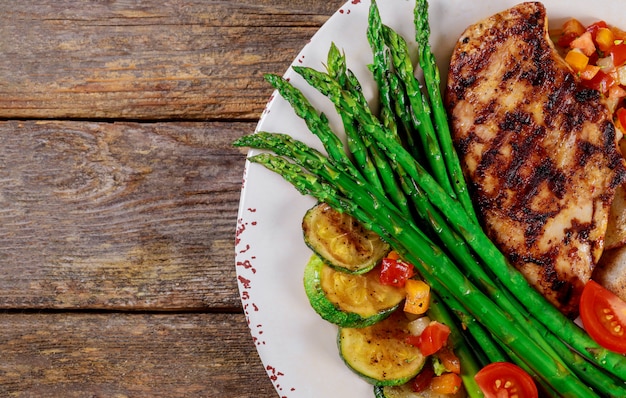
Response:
[339,309,426,386]
[303,203,390,274]
[303,254,405,328]
[374,384,466,398]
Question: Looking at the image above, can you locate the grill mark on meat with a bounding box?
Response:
[445,2,626,317]
[601,121,626,172]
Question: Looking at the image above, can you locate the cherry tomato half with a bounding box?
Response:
[580,280,626,354]
[475,362,538,398]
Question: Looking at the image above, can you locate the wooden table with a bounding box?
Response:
[0,1,344,396]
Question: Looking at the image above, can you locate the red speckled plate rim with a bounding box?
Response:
[234,0,616,396]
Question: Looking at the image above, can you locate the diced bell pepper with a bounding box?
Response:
[596,27,615,52]
[587,20,609,40]
[430,373,463,395]
[565,49,589,72]
[404,279,430,315]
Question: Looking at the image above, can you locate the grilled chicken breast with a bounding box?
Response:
[445,2,626,317]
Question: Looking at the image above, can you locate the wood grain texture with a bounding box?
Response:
[0,119,251,310]
[0,312,276,398]
[0,0,349,396]
[0,0,345,120]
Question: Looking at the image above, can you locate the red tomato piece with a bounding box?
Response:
[379,257,414,288]
[406,321,451,356]
[610,43,626,67]
[580,280,626,354]
[617,107,626,131]
[557,18,586,47]
[411,363,435,393]
[475,362,538,398]
[570,31,596,56]
[582,70,615,93]
[587,20,609,40]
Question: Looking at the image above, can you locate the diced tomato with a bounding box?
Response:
[475,362,538,398]
[580,64,601,80]
[406,321,451,356]
[587,20,609,40]
[610,43,626,67]
[557,32,580,48]
[431,373,463,395]
[583,69,615,93]
[379,256,414,288]
[557,18,586,47]
[437,347,461,374]
[386,250,400,261]
[579,280,626,354]
[404,279,430,315]
[411,363,435,393]
[617,107,626,131]
[570,31,596,56]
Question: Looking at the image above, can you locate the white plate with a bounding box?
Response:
[235,0,622,396]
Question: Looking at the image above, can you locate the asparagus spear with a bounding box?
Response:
[305,49,412,214]
[380,23,455,198]
[263,73,362,183]
[413,0,478,223]
[427,292,484,397]
[366,0,396,136]
[325,43,382,192]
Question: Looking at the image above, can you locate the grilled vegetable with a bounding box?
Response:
[374,382,465,398]
[303,254,405,327]
[339,309,426,386]
[302,202,389,273]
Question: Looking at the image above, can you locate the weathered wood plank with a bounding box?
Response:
[0,0,346,120]
[0,120,250,310]
[0,312,275,398]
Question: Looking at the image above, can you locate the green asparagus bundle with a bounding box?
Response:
[234,0,626,396]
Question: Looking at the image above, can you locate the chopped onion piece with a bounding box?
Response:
[407,316,431,336]
[598,56,615,71]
